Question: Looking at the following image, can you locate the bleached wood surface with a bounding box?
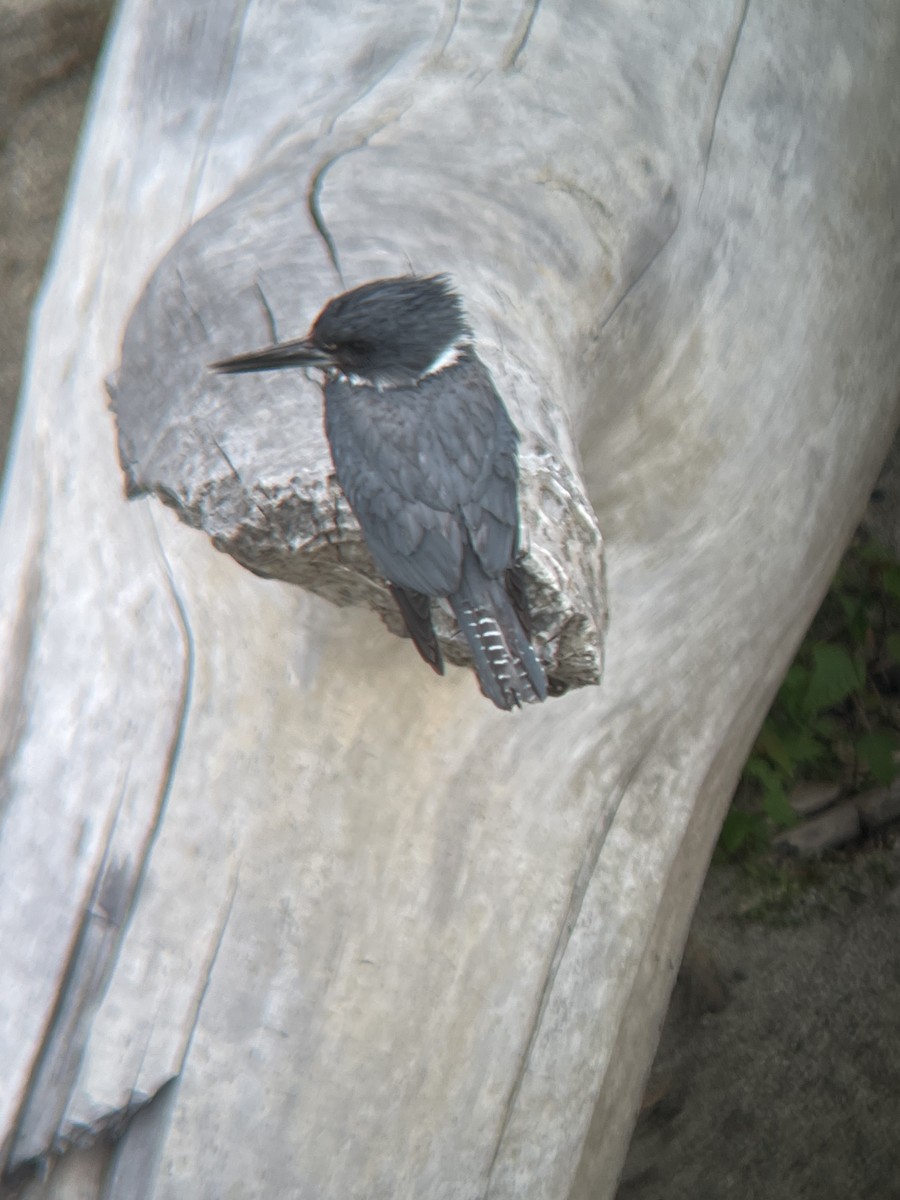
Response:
[1,1,898,1198]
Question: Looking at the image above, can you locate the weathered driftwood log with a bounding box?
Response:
[1,1,899,1198]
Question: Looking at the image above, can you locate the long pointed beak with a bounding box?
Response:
[209,337,331,375]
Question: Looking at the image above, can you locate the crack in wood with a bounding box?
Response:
[4,820,127,1173]
[536,175,614,259]
[429,0,461,62]
[502,0,541,71]
[700,0,751,200]
[3,867,236,1189]
[253,279,279,343]
[323,49,408,140]
[100,1079,179,1200]
[100,879,238,1198]
[177,873,239,1071]
[184,1,254,226]
[306,107,413,285]
[483,721,665,1194]
[307,155,346,282]
[597,192,682,334]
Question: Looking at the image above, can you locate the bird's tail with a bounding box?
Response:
[450,574,547,711]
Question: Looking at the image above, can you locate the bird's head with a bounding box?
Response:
[211,275,470,386]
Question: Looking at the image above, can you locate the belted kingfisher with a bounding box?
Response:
[211,275,547,711]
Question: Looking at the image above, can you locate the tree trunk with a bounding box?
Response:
[1,1,898,1197]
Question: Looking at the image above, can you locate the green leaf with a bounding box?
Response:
[744,757,780,789]
[777,664,811,723]
[760,776,796,829]
[744,759,796,829]
[803,644,864,715]
[719,810,764,855]
[836,594,870,646]
[858,540,894,568]
[780,729,829,769]
[856,730,900,786]
[754,724,794,778]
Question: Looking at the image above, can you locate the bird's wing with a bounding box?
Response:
[389,584,444,675]
[324,356,520,596]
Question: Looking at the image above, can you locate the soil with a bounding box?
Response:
[618,844,900,1200]
[0,0,114,474]
[2,4,899,1198]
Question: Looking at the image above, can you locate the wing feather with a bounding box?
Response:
[325,352,520,596]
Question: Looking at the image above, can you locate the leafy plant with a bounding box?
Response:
[720,535,900,856]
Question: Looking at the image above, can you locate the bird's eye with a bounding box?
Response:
[343,340,370,357]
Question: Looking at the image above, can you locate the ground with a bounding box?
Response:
[0,0,113,474]
[2,3,899,1197]
[618,848,900,1199]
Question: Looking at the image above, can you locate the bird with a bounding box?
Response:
[210,274,547,711]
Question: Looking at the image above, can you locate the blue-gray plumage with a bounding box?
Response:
[211,275,547,711]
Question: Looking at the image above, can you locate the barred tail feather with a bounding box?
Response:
[451,580,547,711]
